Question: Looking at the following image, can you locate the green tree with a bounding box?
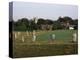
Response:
[13,18,29,31]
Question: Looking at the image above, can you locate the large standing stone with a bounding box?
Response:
[18,32,21,35]
[32,30,36,42]
[32,35,36,42]
[73,33,77,42]
[14,33,17,39]
[22,36,24,42]
[50,34,55,40]
[14,32,21,39]
[49,34,55,44]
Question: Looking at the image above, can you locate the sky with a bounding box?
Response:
[12,2,78,21]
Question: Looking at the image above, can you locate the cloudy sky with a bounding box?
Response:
[12,1,78,21]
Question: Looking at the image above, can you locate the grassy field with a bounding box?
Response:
[12,30,78,58]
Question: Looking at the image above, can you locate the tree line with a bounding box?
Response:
[10,16,78,31]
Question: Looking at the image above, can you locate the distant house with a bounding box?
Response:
[69,25,75,30]
[60,21,76,30]
[41,24,53,30]
[61,22,70,29]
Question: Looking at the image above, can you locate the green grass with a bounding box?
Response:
[37,30,77,43]
[12,30,78,58]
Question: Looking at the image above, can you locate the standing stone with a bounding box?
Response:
[49,34,55,44]
[22,36,24,42]
[17,32,20,36]
[14,33,17,39]
[33,35,36,42]
[51,34,55,40]
[73,33,77,42]
[32,30,36,42]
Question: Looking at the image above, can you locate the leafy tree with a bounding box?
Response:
[46,19,53,25]
[13,16,78,31]
[13,18,29,31]
[52,21,64,30]
[37,18,46,25]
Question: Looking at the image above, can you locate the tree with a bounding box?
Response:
[46,19,53,25]
[13,18,29,31]
[52,21,64,30]
[57,16,73,29]
[37,18,46,25]
[73,19,78,30]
